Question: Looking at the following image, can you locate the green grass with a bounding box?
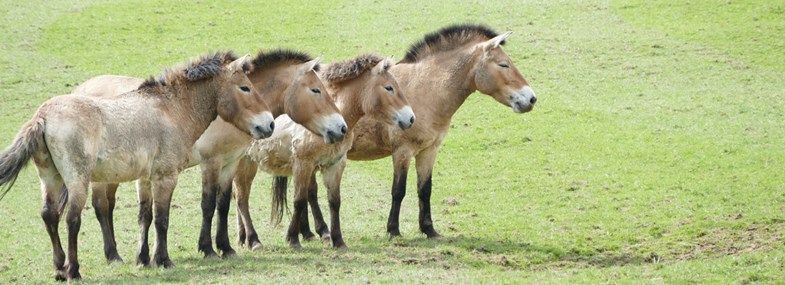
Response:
[1,0,784,283]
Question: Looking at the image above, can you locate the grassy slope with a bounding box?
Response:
[1,0,784,283]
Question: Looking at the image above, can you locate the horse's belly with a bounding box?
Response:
[90,152,150,182]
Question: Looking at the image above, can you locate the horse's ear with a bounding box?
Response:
[307,55,323,72]
[483,32,512,52]
[229,54,252,73]
[372,57,393,75]
[383,56,393,71]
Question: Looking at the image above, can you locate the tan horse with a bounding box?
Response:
[233,55,415,249]
[0,51,273,281]
[300,24,537,240]
[74,50,346,262]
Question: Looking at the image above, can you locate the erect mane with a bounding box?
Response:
[250,49,318,71]
[400,24,502,63]
[320,54,383,83]
[139,51,241,89]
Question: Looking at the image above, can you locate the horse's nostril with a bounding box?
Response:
[340,125,347,135]
[269,121,275,131]
[254,125,264,134]
[409,116,415,124]
[530,96,537,104]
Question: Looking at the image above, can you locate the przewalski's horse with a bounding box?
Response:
[300,24,537,240]
[0,51,273,281]
[233,55,415,249]
[74,50,346,262]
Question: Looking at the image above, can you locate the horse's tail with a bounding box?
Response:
[270,176,289,226]
[0,115,46,202]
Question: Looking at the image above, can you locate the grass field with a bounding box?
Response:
[1,0,784,283]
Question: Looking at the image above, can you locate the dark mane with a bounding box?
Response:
[250,49,317,71]
[139,51,240,89]
[400,24,502,63]
[320,54,383,83]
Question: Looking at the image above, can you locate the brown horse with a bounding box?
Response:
[74,50,346,262]
[0,51,273,281]
[299,24,537,240]
[233,55,415,249]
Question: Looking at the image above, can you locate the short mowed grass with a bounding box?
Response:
[1,0,784,284]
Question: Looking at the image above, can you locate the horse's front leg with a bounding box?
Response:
[302,174,330,241]
[151,175,176,268]
[233,156,260,249]
[135,179,153,267]
[415,147,441,239]
[387,148,413,239]
[322,158,347,248]
[197,159,220,258]
[286,162,316,249]
[214,161,240,258]
[92,183,123,263]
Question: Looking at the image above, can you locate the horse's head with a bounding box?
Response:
[218,55,275,139]
[285,57,347,144]
[363,56,415,130]
[472,32,537,113]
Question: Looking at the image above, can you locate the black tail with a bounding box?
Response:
[0,116,45,202]
[270,176,289,225]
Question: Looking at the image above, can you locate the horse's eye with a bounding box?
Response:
[384,86,393,92]
[311,88,321,94]
[498,63,510,68]
[239,86,251,93]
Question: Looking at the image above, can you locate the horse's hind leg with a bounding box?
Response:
[40,177,66,281]
[136,179,153,267]
[415,147,441,239]
[151,175,176,268]
[92,183,123,263]
[322,159,346,249]
[387,149,413,239]
[63,179,89,281]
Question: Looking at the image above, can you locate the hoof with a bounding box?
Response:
[424,227,441,239]
[152,256,175,268]
[289,242,302,251]
[108,256,124,265]
[250,242,263,251]
[388,232,403,240]
[66,265,81,281]
[55,270,66,282]
[136,254,151,268]
[333,243,348,250]
[204,251,221,260]
[321,233,332,242]
[221,249,238,259]
[301,231,317,241]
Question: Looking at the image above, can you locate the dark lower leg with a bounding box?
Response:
[65,205,82,281]
[298,205,315,240]
[215,187,236,257]
[417,175,440,238]
[42,203,66,281]
[328,194,345,248]
[307,185,330,239]
[93,186,122,263]
[152,203,174,268]
[387,170,407,238]
[136,198,153,267]
[198,189,218,258]
[286,199,307,249]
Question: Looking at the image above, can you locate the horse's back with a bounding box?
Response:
[73,75,143,98]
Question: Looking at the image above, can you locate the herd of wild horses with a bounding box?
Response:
[0,24,537,281]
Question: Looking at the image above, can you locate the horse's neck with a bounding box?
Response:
[332,86,365,131]
[395,53,476,120]
[174,80,220,142]
[249,68,286,117]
